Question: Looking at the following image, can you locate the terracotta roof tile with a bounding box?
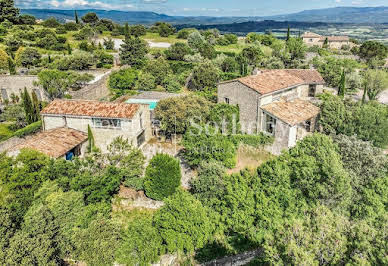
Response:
[302,32,322,38]
[236,69,324,95]
[13,127,87,158]
[261,99,320,126]
[41,99,140,119]
[283,69,325,84]
[320,36,350,42]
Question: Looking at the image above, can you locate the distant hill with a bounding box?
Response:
[268,6,388,24]
[21,6,388,25]
[177,21,330,34]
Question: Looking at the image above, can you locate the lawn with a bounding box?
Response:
[227,144,275,174]
[0,123,14,141]
[141,32,186,44]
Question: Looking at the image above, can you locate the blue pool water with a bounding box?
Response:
[126,99,158,110]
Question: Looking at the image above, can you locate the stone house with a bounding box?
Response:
[40,99,152,154]
[302,32,351,49]
[0,75,48,104]
[10,127,88,159]
[218,69,324,153]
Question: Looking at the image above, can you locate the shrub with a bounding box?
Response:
[182,124,237,168]
[154,95,213,136]
[13,121,42,138]
[116,213,163,265]
[135,72,156,91]
[108,68,139,95]
[319,95,388,148]
[190,61,220,91]
[165,42,192,61]
[153,189,214,253]
[144,154,181,200]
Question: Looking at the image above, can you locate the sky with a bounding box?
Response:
[15,0,388,16]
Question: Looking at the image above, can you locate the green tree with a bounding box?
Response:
[21,88,35,124]
[154,94,212,136]
[15,47,41,68]
[119,36,148,67]
[7,204,60,265]
[135,71,156,91]
[319,95,388,148]
[144,154,181,200]
[190,61,220,91]
[108,67,139,95]
[87,125,95,153]
[154,189,214,253]
[358,41,388,62]
[107,136,146,190]
[74,10,79,24]
[36,69,93,99]
[165,42,192,61]
[73,216,120,266]
[0,49,8,70]
[157,22,175,37]
[363,69,388,101]
[81,12,99,24]
[116,213,163,265]
[0,0,19,23]
[182,124,237,168]
[338,69,346,98]
[129,24,147,37]
[42,17,60,28]
[286,25,290,41]
[144,57,172,85]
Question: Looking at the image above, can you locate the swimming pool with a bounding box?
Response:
[126,99,158,110]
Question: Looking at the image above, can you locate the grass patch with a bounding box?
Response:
[142,32,186,44]
[0,123,15,141]
[227,145,275,174]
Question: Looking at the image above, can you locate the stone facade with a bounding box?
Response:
[218,80,323,154]
[302,32,351,49]
[0,75,48,103]
[42,104,152,152]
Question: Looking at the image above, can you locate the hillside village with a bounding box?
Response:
[0,1,388,265]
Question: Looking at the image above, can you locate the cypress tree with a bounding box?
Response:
[21,88,34,124]
[286,26,290,41]
[338,69,346,98]
[362,84,368,104]
[7,57,15,75]
[87,125,95,153]
[66,43,72,55]
[75,10,79,24]
[124,23,130,40]
[31,91,40,122]
[323,37,329,48]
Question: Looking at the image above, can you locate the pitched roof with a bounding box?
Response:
[321,36,350,42]
[13,127,87,158]
[283,69,325,84]
[302,32,322,38]
[41,99,140,119]
[235,69,325,95]
[261,99,320,126]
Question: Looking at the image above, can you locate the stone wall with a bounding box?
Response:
[42,105,152,152]
[69,70,111,100]
[0,136,24,154]
[218,81,261,134]
[0,75,48,102]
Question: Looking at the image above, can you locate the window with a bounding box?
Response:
[92,118,121,129]
[309,38,313,42]
[308,85,316,97]
[265,114,276,135]
[139,112,143,129]
[225,97,230,104]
